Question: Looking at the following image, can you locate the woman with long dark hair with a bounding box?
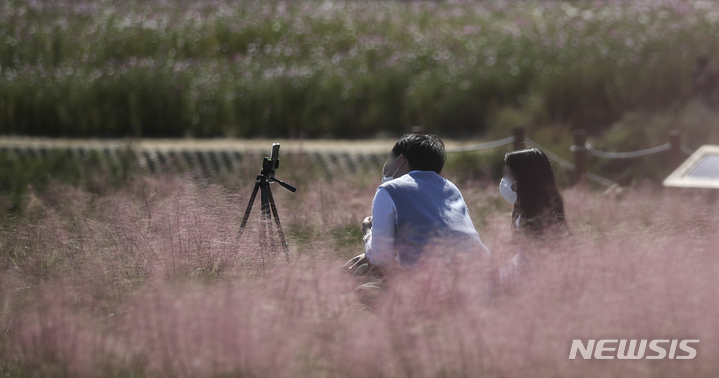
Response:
[500,148,568,238]
[497,148,570,293]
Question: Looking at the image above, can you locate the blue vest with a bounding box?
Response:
[379,170,489,266]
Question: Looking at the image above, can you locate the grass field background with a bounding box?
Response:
[3,0,719,144]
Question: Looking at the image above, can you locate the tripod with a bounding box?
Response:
[237,156,296,262]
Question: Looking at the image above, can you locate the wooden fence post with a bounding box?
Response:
[512,127,525,151]
[668,130,681,170]
[572,130,587,186]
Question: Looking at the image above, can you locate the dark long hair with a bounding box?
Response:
[505,148,566,235]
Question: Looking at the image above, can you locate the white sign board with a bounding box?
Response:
[664,145,719,189]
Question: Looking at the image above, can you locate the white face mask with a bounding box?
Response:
[499,176,517,204]
[381,156,404,183]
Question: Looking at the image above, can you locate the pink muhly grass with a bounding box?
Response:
[1,175,719,377]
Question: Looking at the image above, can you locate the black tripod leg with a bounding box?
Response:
[237,181,260,239]
[257,181,271,272]
[267,186,290,261]
[260,180,272,221]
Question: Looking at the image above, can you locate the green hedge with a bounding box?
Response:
[0,0,717,138]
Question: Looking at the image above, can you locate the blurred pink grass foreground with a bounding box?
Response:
[2,175,719,377]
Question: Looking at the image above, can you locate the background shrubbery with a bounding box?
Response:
[2,0,719,139]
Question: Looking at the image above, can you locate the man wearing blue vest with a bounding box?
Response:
[345,133,490,274]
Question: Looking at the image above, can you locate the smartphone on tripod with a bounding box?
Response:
[268,143,280,177]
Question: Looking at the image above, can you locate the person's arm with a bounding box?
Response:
[364,187,397,266]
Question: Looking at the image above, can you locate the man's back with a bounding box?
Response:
[380,170,489,266]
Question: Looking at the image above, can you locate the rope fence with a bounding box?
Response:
[444,136,515,153]
[444,127,697,187]
[583,143,671,159]
[0,129,698,186]
[527,138,619,187]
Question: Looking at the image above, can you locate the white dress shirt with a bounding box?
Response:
[363,185,401,266]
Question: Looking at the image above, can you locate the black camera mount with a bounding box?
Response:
[237,143,296,261]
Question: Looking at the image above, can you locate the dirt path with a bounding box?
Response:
[0,137,487,154]
[0,137,495,174]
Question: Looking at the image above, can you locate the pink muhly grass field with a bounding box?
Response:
[1,170,718,377]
